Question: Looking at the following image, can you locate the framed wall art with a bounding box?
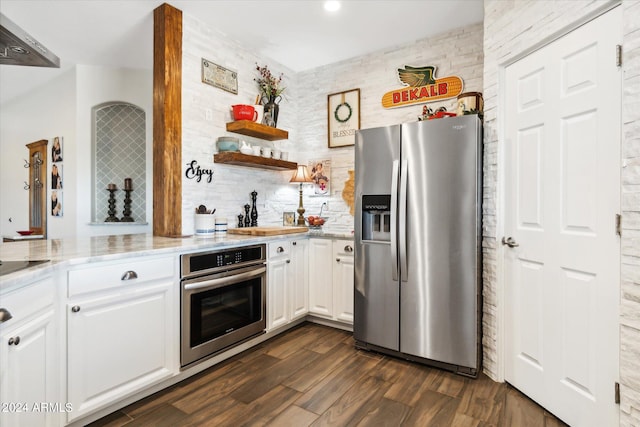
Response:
[309,159,331,196]
[283,211,295,226]
[201,58,238,94]
[327,88,360,148]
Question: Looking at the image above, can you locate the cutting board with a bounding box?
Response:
[227,226,308,236]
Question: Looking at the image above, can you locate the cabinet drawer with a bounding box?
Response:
[0,277,54,326]
[68,256,175,297]
[268,241,291,260]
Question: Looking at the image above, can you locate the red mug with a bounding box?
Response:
[232,105,258,121]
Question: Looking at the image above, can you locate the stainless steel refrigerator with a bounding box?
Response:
[354,115,482,377]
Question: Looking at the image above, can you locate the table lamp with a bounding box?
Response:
[289,165,313,226]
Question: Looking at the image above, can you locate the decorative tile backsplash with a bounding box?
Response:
[94,103,146,222]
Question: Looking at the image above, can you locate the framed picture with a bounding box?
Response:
[51,190,63,217]
[309,159,331,195]
[51,163,62,190]
[283,212,295,226]
[51,136,63,162]
[327,88,360,148]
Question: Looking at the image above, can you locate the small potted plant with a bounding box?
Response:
[255,63,285,127]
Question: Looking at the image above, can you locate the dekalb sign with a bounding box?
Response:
[381,65,463,109]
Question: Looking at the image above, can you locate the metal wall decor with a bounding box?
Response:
[202,58,238,94]
[185,160,213,183]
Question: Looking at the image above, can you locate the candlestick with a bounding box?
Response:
[105,188,120,222]
[121,189,134,222]
[124,178,132,190]
[107,183,117,191]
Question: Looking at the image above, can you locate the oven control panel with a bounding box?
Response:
[181,244,265,279]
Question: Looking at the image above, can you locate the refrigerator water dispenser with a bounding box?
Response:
[362,195,391,242]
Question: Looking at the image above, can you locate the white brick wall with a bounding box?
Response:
[483,1,640,424]
[182,16,483,236]
[182,14,300,233]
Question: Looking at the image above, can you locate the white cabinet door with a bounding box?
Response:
[267,257,288,331]
[289,240,308,321]
[333,240,354,323]
[308,238,333,318]
[0,309,58,427]
[67,281,174,421]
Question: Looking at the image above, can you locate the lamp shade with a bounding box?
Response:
[289,165,313,183]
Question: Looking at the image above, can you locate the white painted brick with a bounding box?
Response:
[484,0,640,417]
[182,14,483,235]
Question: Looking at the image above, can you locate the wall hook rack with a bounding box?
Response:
[23,181,30,190]
[23,159,30,168]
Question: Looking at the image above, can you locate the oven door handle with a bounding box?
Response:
[183,266,266,291]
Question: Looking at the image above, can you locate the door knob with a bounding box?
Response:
[501,237,519,248]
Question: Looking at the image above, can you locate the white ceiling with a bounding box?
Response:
[0,0,483,105]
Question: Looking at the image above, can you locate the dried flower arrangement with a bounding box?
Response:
[255,63,285,101]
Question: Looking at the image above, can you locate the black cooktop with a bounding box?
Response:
[0,260,50,277]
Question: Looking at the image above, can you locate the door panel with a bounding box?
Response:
[354,126,400,350]
[399,117,481,369]
[504,7,621,427]
[517,126,543,229]
[562,112,597,234]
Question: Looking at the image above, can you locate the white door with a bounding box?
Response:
[504,7,621,427]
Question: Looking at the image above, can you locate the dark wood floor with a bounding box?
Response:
[89,323,567,427]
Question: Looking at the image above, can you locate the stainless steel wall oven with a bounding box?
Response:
[180,245,266,368]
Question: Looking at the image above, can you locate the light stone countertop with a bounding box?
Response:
[0,231,353,294]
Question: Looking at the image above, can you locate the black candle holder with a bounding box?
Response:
[121,189,134,222]
[105,188,120,222]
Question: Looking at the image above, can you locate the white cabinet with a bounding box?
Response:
[289,240,308,321]
[0,277,60,427]
[267,239,308,331]
[267,241,289,331]
[308,238,334,317]
[333,240,354,323]
[308,238,354,324]
[66,256,177,422]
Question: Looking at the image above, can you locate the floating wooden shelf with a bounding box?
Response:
[226,121,289,141]
[214,152,297,171]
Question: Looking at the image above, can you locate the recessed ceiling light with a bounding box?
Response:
[324,1,341,12]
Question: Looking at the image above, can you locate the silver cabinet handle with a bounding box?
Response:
[277,246,284,253]
[8,336,20,346]
[184,266,266,291]
[121,270,138,280]
[502,237,519,248]
[344,245,353,253]
[71,306,81,313]
[0,308,13,323]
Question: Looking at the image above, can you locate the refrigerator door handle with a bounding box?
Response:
[399,159,408,282]
[390,159,400,281]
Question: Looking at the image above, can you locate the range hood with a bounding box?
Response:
[0,13,60,68]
